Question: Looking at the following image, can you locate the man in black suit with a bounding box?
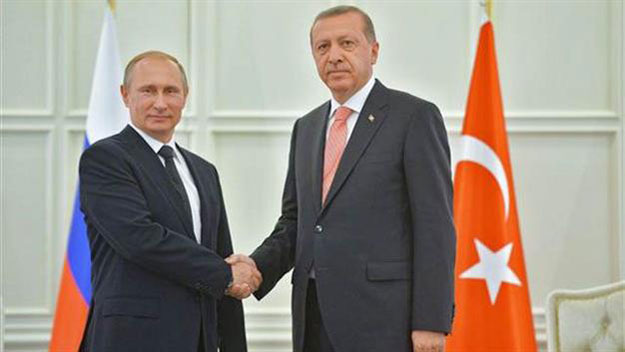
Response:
[79,51,260,352]
[228,6,456,352]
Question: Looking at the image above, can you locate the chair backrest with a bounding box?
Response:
[546,281,624,352]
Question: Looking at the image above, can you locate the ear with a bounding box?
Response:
[120,84,130,107]
[370,41,380,65]
[182,89,189,107]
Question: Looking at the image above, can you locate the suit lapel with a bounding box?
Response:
[311,102,331,214]
[178,145,218,249]
[119,126,195,240]
[321,81,389,212]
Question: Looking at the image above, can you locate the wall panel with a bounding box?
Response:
[1,130,53,314]
[213,1,330,111]
[510,132,617,306]
[361,0,472,111]
[212,132,293,312]
[0,0,52,115]
[495,0,614,112]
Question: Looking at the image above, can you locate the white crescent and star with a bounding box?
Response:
[455,134,522,305]
[459,239,522,304]
[456,135,510,219]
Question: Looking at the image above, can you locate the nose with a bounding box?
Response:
[153,93,167,111]
[327,45,343,65]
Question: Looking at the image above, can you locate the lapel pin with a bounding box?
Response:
[368,114,375,123]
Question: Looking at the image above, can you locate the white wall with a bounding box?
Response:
[1,0,623,351]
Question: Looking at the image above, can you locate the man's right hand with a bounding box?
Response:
[225,254,262,299]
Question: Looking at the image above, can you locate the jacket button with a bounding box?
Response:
[314,225,323,233]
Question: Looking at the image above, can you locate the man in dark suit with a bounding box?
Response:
[228,6,456,352]
[78,51,260,352]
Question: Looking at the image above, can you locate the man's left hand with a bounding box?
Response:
[411,330,445,352]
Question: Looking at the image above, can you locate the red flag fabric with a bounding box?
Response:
[446,21,537,351]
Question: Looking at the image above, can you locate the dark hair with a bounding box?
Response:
[310,5,377,44]
[123,50,189,93]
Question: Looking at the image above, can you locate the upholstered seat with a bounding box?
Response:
[547,281,624,351]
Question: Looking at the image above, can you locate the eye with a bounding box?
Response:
[342,40,355,49]
[317,43,329,53]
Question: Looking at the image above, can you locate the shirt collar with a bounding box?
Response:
[129,123,179,159]
[329,75,376,119]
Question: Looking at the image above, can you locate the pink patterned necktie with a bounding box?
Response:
[322,106,353,204]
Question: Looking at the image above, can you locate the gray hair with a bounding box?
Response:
[123,50,189,94]
[310,5,377,44]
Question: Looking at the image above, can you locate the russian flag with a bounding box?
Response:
[49,4,128,351]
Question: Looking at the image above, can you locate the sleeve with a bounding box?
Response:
[403,102,456,333]
[250,120,300,300]
[212,165,248,352]
[79,143,232,299]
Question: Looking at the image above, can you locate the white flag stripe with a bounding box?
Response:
[86,8,129,144]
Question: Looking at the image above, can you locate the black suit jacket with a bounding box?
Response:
[78,126,247,352]
[251,81,456,352]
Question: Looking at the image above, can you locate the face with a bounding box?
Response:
[121,57,187,143]
[311,12,379,103]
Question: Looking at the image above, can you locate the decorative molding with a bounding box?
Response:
[1,0,56,118]
[210,109,618,120]
[44,0,55,119]
[245,309,292,351]
[1,129,55,318]
[66,109,197,120]
[612,0,623,119]
[7,111,614,135]
[57,110,619,134]
[203,0,217,117]
[44,129,55,315]
[0,129,56,352]
[3,327,50,352]
[533,307,547,350]
[184,0,198,118]
[3,313,51,351]
[4,309,51,319]
[206,111,621,134]
[0,110,55,119]
[621,0,625,281]
[1,0,57,118]
[0,125,55,132]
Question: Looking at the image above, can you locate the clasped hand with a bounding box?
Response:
[224,254,262,300]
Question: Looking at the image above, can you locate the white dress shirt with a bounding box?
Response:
[326,75,376,141]
[130,123,202,244]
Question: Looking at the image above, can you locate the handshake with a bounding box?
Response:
[224,254,262,300]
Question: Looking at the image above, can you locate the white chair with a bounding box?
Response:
[546,281,624,351]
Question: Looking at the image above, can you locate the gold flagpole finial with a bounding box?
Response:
[107,0,116,13]
[484,0,493,21]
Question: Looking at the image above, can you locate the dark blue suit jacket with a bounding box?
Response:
[251,81,455,352]
[78,126,247,352]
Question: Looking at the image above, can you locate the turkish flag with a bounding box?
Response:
[446,21,537,350]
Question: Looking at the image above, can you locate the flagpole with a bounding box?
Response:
[108,0,115,13]
[484,0,492,21]
[479,0,493,24]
